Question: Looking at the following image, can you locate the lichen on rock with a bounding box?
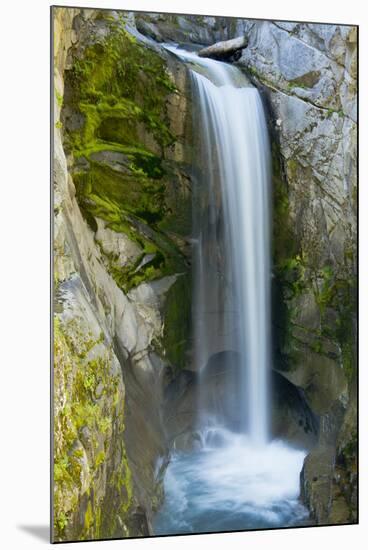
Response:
[53,316,134,541]
[62,12,191,293]
[53,6,194,541]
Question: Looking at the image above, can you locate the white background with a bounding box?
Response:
[0,0,366,548]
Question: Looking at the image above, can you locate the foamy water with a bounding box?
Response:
[154,430,309,534]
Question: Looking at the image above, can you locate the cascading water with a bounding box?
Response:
[189,51,270,444]
[154,46,309,535]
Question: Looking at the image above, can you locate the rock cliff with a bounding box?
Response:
[53,7,192,541]
[236,20,357,524]
[53,9,357,538]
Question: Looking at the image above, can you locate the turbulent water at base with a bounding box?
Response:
[154,45,309,535]
[155,431,309,535]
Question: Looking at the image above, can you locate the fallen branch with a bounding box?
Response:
[198,36,248,61]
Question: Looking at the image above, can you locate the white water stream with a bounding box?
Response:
[154,45,309,534]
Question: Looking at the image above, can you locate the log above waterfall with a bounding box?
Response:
[197,36,248,61]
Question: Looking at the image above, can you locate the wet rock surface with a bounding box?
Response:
[53,7,193,541]
[235,19,357,524]
[53,9,357,538]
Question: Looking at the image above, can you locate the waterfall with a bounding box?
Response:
[154,46,308,535]
[167,46,271,444]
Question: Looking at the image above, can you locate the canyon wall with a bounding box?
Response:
[53,8,192,541]
[237,20,357,524]
[53,9,357,539]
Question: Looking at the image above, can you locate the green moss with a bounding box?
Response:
[272,144,297,266]
[278,255,307,298]
[157,165,192,238]
[246,65,260,79]
[272,134,355,383]
[286,158,299,182]
[245,65,280,89]
[55,511,68,534]
[162,274,191,373]
[73,154,186,291]
[74,159,166,226]
[106,250,166,293]
[94,215,185,293]
[54,11,192,541]
[62,16,189,291]
[277,251,355,377]
[272,143,300,369]
[116,447,133,505]
[342,431,357,462]
[95,450,106,469]
[101,443,133,538]
[315,265,334,313]
[53,317,133,541]
[307,256,355,378]
[99,416,112,435]
[84,501,93,531]
[65,18,176,155]
[55,88,63,107]
[326,107,345,119]
[287,80,310,91]
[333,279,356,380]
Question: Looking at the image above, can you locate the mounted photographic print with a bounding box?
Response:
[52,5,358,543]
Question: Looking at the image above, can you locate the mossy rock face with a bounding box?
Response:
[162,273,192,373]
[236,19,357,523]
[53,9,194,543]
[53,316,139,542]
[270,97,356,523]
[62,13,191,294]
[271,138,355,406]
